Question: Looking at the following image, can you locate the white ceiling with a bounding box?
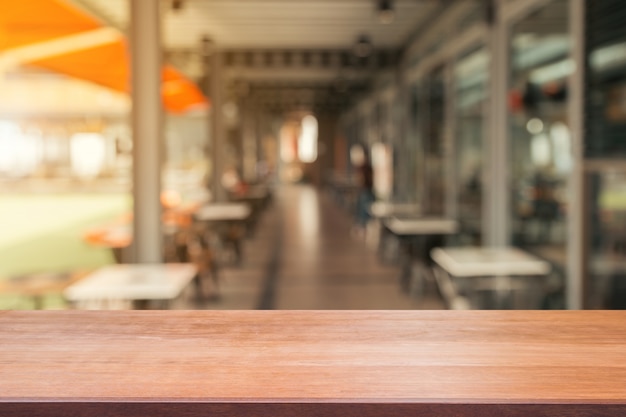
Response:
[73,0,438,50]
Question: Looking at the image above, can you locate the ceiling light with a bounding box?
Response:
[354,35,373,58]
[378,0,394,24]
[172,0,184,12]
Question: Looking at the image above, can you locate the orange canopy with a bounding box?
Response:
[0,0,208,113]
[0,0,101,50]
[31,40,208,113]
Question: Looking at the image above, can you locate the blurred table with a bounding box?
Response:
[431,246,551,309]
[230,185,271,207]
[82,201,203,263]
[369,202,420,218]
[383,216,459,293]
[383,216,458,236]
[368,203,421,261]
[64,263,197,309]
[194,203,251,222]
[230,186,272,234]
[0,272,85,310]
[82,224,131,263]
[194,203,252,265]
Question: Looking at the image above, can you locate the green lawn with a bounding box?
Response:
[0,193,130,309]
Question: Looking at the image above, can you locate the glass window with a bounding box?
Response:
[454,47,489,244]
[585,171,626,308]
[507,0,571,308]
[422,67,446,216]
[584,0,626,308]
[585,0,626,158]
[405,84,422,205]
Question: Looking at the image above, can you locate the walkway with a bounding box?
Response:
[194,184,443,310]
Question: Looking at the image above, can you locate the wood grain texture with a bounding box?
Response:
[1,310,625,416]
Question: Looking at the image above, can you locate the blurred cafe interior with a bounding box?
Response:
[0,0,625,311]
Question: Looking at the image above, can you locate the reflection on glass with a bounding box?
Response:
[407,84,422,205]
[584,0,626,308]
[508,0,570,308]
[454,47,488,243]
[586,172,626,308]
[585,0,626,158]
[422,68,446,215]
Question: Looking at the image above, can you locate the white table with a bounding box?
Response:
[64,263,197,309]
[369,202,420,218]
[194,203,252,265]
[430,247,551,309]
[368,203,421,260]
[383,216,459,294]
[384,217,459,235]
[194,203,251,222]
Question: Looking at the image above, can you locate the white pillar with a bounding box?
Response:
[566,0,585,309]
[242,105,258,183]
[130,0,162,263]
[210,51,227,201]
[484,0,510,246]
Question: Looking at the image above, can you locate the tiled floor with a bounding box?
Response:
[189,184,444,310]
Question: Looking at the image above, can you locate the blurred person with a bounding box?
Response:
[221,166,248,197]
[353,153,375,238]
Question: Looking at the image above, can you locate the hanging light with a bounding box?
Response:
[354,35,373,58]
[378,0,394,24]
[171,0,184,12]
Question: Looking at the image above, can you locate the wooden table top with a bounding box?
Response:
[1,310,625,416]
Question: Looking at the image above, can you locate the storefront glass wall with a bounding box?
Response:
[507,0,574,308]
[408,84,424,205]
[423,67,447,215]
[454,47,489,244]
[584,0,626,308]
[507,0,571,299]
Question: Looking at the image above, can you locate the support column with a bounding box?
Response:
[444,64,457,220]
[255,108,268,179]
[242,105,258,183]
[484,0,510,246]
[210,50,226,202]
[566,0,585,309]
[130,0,162,263]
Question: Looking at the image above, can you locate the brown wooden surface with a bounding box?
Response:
[1,310,626,416]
